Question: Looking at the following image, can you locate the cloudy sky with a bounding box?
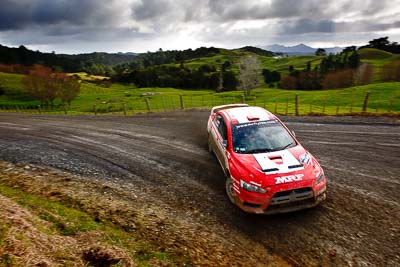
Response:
[0,0,399,54]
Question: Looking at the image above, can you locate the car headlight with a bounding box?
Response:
[240,180,266,193]
[315,171,325,185]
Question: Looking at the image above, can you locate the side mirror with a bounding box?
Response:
[291,130,296,137]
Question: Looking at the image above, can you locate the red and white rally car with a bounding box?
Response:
[207,104,326,214]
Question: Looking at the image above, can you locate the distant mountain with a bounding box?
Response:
[261,44,343,55]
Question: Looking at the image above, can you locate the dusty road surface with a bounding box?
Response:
[0,112,399,266]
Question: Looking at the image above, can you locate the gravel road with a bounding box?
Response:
[0,112,399,266]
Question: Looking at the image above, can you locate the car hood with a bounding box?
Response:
[232,146,318,186]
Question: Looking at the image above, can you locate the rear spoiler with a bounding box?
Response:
[210,104,249,115]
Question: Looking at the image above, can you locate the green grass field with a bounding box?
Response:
[1,71,399,116]
[358,48,400,82]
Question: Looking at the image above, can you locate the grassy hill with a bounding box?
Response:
[163,49,323,75]
[1,46,400,115]
[358,48,400,82]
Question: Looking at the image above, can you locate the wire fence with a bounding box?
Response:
[0,91,398,116]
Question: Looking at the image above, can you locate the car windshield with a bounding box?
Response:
[231,120,296,154]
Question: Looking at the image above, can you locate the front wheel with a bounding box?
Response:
[225,177,236,204]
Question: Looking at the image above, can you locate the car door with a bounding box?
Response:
[212,114,229,173]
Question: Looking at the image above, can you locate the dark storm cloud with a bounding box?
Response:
[0,0,399,53]
[282,19,335,34]
[206,0,333,21]
[282,19,400,34]
[131,0,171,21]
[0,0,116,31]
[0,0,34,30]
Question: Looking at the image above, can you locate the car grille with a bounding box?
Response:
[270,187,314,205]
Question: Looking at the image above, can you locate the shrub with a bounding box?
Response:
[382,60,400,81]
[322,69,354,89]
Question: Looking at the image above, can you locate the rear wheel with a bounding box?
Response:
[225,176,236,204]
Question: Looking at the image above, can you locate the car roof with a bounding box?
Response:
[219,106,276,124]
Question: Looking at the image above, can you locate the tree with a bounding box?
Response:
[262,69,281,84]
[56,74,81,107]
[280,76,298,90]
[237,56,261,96]
[382,60,400,81]
[322,69,354,89]
[343,46,356,53]
[22,65,56,106]
[23,64,80,107]
[223,71,237,91]
[315,48,326,56]
[353,63,373,85]
[367,37,390,50]
[347,51,360,69]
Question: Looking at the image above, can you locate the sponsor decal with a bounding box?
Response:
[235,120,277,129]
[254,150,303,173]
[275,174,304,184]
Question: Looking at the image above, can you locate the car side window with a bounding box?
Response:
[215,115,227,141]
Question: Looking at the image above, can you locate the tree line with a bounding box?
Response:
[279,49,368,90]
[2,37,400,93]
[113,62,237,91]
[0,44,134,76]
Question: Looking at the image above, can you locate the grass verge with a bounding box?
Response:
[0,182,175,266]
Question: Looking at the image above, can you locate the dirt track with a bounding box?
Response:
[0,112,399,266]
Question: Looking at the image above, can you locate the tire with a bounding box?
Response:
[225,176,236,204]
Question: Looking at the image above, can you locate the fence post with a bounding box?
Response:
[241,95,245,104]
[388,94,394,112]
[349,92,354,113]
[376,93,381,112]
[179,94,184,110]
[253,96,257,106]
[362,91,370,112]
[93,104,97,115]
[63,105,67,115]
[38,105,42,115]
[336,97,340,115]
[274,99,278,113]
[202,96,205,108]
[309,96,314,114]
[123,102,127,116]
[190,95,193,108]
[162,96,167,112]
[145,98,151,112]
[171,96,176,110]
[285,97,289,115]
[295,94,299,116]
[263,98,266,109]
[322,96,326,114]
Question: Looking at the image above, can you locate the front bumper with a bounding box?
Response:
[234,183,327,215]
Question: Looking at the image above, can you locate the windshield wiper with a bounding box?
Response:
[272,142,295,151]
